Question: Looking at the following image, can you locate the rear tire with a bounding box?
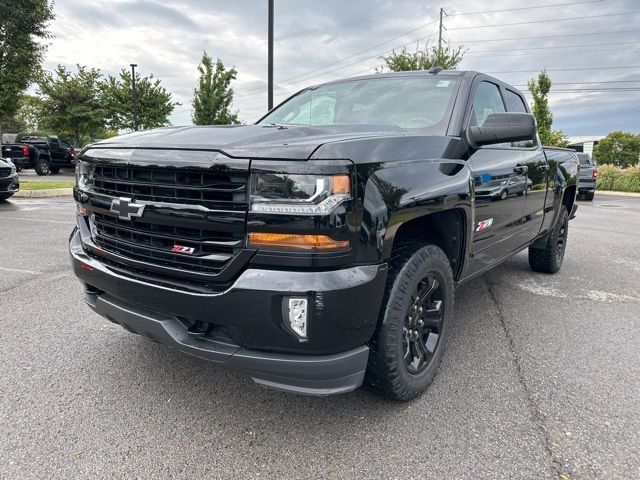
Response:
[584,191,594,201]
[529,205,569,274]
[49,165,61,174]
[35,157,50,176]
[365,241,454,401]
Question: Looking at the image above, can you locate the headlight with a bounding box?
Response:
[10,164,16,174]
[75,161,95,191]
[250,173,351,215]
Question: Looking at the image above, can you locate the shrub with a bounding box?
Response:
[596,164,640,193]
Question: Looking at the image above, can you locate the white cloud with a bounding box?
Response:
[46,0,640,134]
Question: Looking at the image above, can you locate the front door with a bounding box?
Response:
[466,80,527,275]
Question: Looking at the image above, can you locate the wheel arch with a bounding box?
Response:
[385,208,468,281]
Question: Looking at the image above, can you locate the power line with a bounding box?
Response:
[486,65,640,74]
[451,28,640,43]
[237,18,438,97]
[235,31,437,99]
[466,41,640,54]
[448,11,640,31]
[447,0,603,16]
[513,80,640,86]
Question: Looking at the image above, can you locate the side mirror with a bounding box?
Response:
[466,112,537,149]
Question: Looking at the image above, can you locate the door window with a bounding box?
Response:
[471,82,505,127]
[504,89,528,113]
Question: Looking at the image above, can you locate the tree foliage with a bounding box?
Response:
[0,0,54,138]
[593,131,640,168]
[192,52,239,125]
[102,69,178,131]
[15,95,44,132]
[37,65,106,146]
[527,71,569,147]
[378,45,465,72]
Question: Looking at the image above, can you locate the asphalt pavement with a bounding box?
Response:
[0,195,638,479]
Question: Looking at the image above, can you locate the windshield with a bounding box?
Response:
[259,75,460,133]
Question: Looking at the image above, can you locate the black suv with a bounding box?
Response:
[70,70,578,400]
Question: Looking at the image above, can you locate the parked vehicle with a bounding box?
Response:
[475,174,532,200]
[70,70,578,401]
[576,152,596,201]
[1,135,76,175]
[0,158,19,200]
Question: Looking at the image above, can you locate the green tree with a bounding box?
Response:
[0,0,54,139]
[37,65,106,146]
[192,52,239,125]
[378,44,465,72]
[102,69,178,131]
[593,131,640,168]
[527,71,569,147]
[15,95,44,132]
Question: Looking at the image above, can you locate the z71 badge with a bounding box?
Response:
[171,245,195,255]
[476,218,494,233]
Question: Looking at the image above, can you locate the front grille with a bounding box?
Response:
[88,163,248,282]
[92,165,247,210]
[0,167,11,178]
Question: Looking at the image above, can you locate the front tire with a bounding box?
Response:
[500,190,508,200]
[529,205,569,274]
[0,193,15,201]
[366,242,454,401]
[49,165,61,174]
[583,191,594,201]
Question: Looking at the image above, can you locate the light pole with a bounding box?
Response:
[268,0,274,111]
[130,63,138,131]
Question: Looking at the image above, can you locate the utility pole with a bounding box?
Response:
[130,63,138,131]
[436,8,446,67]
[267,0,274,111]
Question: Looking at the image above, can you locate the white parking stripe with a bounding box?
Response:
[0,266,40,275]
[0,216,74,225]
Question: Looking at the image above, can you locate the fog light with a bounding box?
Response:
[286,297,308,339]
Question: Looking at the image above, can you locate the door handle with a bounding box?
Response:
[513,165,528,174]
[537,164,550,172]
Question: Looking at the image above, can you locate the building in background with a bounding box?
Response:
[567,135,604,159]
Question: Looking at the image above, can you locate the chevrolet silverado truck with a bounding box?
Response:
[69,70,578,401]
[1,135,75,175]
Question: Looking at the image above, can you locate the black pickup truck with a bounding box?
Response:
[70,70,578,400]
[1,135,76,175]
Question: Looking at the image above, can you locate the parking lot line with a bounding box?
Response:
[0,216,75,225]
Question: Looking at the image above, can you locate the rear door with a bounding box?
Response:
[467,79,527,275]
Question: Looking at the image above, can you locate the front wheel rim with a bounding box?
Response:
[403,273,445,375]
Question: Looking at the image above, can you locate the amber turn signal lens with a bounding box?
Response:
[248,232,350,251]
[332,174,351,195]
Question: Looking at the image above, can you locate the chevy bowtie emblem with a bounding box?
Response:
[110,197,145,220]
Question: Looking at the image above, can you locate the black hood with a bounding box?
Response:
[90,124,407,159]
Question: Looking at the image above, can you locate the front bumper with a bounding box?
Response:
[0,173,19,193]
[70,227,387,395]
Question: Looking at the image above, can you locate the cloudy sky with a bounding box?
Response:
[44,0,639,136]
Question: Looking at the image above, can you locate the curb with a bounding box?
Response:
[596,190,640,198]
[14,188,74,198]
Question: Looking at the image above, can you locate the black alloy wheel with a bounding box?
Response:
[403,274,444,374]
